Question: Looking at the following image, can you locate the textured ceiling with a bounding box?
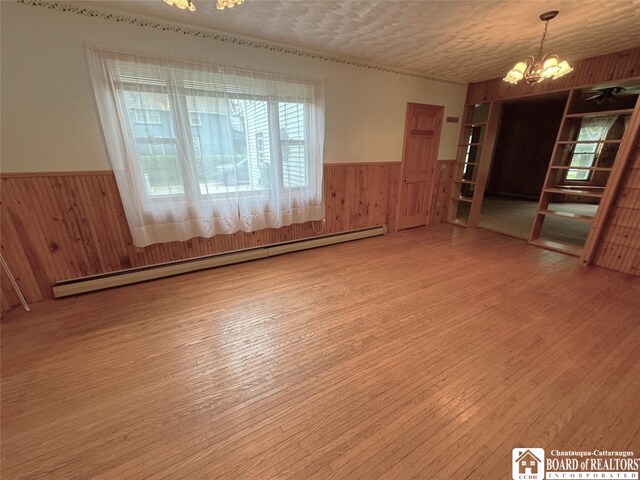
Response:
[79,0,640,83]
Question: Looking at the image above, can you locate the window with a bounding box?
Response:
[230,115,244,132]
[189,112,202,126]
[134,109,161,124]
[87,48,324,247]
[566,143,600,181]
[566,115,617,181]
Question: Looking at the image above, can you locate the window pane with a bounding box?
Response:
[122,91,185,196]
[566,169,590,180]
[279,102,307,188]
[567,151,594,181]
[569,153,595,168]
[187,96,251,194]
[137,144,184,195]
[574,143,598,154]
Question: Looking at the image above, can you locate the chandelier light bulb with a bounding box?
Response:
[164,0,196,11]
[216,0,244,9]
[163,0,245,12]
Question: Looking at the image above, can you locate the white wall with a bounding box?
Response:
[0,1,466,172]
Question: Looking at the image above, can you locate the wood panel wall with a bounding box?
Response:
[463,47,640,276]
[429,160,455,224]
[487,96,567,199]
[594,133,640,275]
[0,162,451,313]
[467,47,640,104]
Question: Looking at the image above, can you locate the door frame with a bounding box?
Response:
[395,102,445,231]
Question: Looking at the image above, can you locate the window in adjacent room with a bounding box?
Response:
[566,116,617,181]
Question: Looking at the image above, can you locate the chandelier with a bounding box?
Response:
[503,10,573,85]
[163,0,244,11]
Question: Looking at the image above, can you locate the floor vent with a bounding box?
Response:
[52,225,386,298]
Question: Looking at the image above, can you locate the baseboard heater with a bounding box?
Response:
[52,225,386,299]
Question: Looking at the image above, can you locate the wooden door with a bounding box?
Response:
[396,103,444,230]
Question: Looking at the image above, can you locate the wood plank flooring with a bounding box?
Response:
[2,224,639,479]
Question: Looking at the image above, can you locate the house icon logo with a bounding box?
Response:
[512,448,545,480]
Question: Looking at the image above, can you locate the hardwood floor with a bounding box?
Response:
[477,195,595,245]
[2,224,639,479]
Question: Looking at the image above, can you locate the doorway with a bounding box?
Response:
[478,94,568,239]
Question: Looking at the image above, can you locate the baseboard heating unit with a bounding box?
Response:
[52,225,386,298]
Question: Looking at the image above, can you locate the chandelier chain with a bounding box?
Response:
[538,20,549,55]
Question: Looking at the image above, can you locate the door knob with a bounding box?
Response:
[403,176,409,183]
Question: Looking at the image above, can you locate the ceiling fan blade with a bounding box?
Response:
[620,86,640,94]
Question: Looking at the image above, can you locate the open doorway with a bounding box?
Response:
[477,94,568,239]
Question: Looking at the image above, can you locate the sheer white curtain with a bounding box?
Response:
[576,115,617,143]
[87,48,325,247]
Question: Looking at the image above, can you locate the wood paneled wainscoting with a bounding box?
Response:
[0,161,452,313]
[594,140,640,274]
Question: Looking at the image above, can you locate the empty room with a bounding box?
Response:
[1,1,640,479]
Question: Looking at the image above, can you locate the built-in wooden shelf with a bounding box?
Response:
[545,187,604,198]
[537,209,595,223]
[549,166,612,171]
[530,238,583,257]
[450,101,493,225]
[454,179,476,185]
[557,139,622,145]
[564,108,634,118]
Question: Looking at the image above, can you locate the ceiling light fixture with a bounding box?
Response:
[164,0,196,11]
[163,0,244,12]
[215,0,244,9]
[503,10,573,85]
